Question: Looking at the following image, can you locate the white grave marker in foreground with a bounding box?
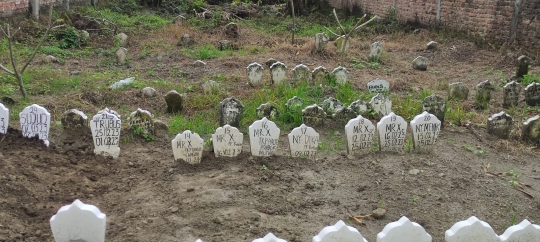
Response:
[90,108,121,158]
[288,124,319,160]
[19,104,50,146]
[376,216,432,242]
[0,103,8,134]
[377,112,407,152]
[313,220,368,242]
[445,216,499,242]
[249,117,280,156]
[172,130,204,164]
[212,125,243,157]
[50,199,106,242]
[410,111,441,151]
[345,115,375,155]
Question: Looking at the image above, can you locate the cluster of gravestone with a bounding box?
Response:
[245,61,350,86]
[49,199,540,242]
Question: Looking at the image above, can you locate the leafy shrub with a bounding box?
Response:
[108,0,142,15]
[57,27,87,49]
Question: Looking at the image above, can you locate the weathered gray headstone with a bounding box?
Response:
[332,107,357,124]
[349,99,369,115]
[142,87,157,97]
[475,80,494,109]
[335,35,350,54]
[19,104,51,147]
[322,97,344,116]
[249,117,280,156]
[265,58,277,69]
[128,108,154,135]
[345,115,375,155]
[292,64,310,83]
[412,56,428,71]
[422,94,446,126]
[302,104,326,127]
[487,111,513,139]
[164,90,184,113]
[218,40,232,50]
[525,82,540,106]
[256,102,279,120]
[426,41,438,50]
[219,97,244,127]
[61,109,88,129]
[153,120,169,138]
[0,103,9,134]
[90,108,121,158]
[448,82,469,100]
[288,124,319,160]
[285,96,304,111]
[172,130,203,164]
[312,66,329,85]
[193,60,206,67]
[212,125,243,158]
[314,33,330,53]
[202,80,219,95]
[370,93,392,117]
[367,79,390,93]
[224,22,239,39]
[247,63,264,86]
[179,34,195,46]
[522,115,540,143]
[331,66,348,85]
[369,41,383,62]
[503,81,521,108]
[116,33,128,47]
[377,112,407,152]
[516,55,530,79]
[410,111,441,151]
[115,47,127,64]
[270,62,287,85]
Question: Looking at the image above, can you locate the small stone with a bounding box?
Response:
[438,173,445,177]
[426,41,438,50]
[128,162,134,166]
[170,207,179,213]
[153,120,169,137]
[202,80,219,95]
[164,90,184,113]
[116,33,128,47]
[70,70,81,76]
[142,87,157,98]
[193,60,206,67]
[43,55,58,63]
[219,40,231,51]
[372,208,386,219]
[412,56,428,71]
[409,169,420,175]
[214,217,224,224]
[187,188,195,192]
[178,34,195,46]
[115,47,128,64]
[109,77,135,89]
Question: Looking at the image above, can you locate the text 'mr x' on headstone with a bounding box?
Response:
[288,124,319,160]
[19,104,51,147]
[249,117,280,157]
[212,125,243,158]
[0,103,9,134]
[487,111,513,139]
[377,112,407,152]
[367,79,390,93]
[172,130,204,164]
[422,94,446,127]
[410,111,441,152]
[91,108,121,159]
[345,115,375,156]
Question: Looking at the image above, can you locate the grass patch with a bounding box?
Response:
[181,44,230,59]
[522,74,540,86]
[169,110,219,135]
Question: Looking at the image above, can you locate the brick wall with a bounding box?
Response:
[328,0,540,48]
[0,0,81,17]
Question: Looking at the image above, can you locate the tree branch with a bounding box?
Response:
[332,9,346,35]
[6,25,21,78]
[21,23,64,74]
[324,26,341,37]
[353,15,378,31]
[0,64,15,75]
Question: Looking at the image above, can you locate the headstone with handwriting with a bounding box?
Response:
[487,111,513,139]
[503,81,521,108]
[302,104,326,127]
[0,103,8,134]
[367,79,390,93]
[345,115,375,155]
[212,125,243,157]
[377,112,407,152]
[19,104,50,147]
[370,93,392,117]
[90,108,121,158]
[172,130,204,164]
[410,111,441,151]
[288,124,319,160]
[249,117,280,156]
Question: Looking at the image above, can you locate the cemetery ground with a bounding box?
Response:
[2,6,540,242]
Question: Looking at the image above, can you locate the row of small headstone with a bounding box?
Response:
[50,199,540,242]
[246,63,349,86]
[448,81,540,109]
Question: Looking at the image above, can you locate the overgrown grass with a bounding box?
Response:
[181,44,231,59]
[522,74,540,86]
[79,7,172,33]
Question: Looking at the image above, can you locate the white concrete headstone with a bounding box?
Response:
[253,233,287,242]
[445,216,499,242]
[0,103,8,134]
[367,79,390,93]
[377,112,407,152]
[312,220,368,242]
[499,219,540,242]
[249,117,280,156]
[19,104,51,147]
[172,130,204,164]
[345,115,375,155]
[377,216,432,242]
[410,111,441,151]
[90,109,121,158]
[288,124,319,160]
[270,62,287,85]
[247,62,264,86]
[50,199,106,242]
[370,93,392,117]
[212,125,243,157]
[331,66,348,85]
[293,64,310,83]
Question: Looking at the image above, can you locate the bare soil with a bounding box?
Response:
[1,12,540,242]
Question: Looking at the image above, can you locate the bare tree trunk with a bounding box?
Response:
[291,0,295,45]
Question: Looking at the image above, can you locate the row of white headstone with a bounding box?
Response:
[246,62,351,86]
[51,199,540,242]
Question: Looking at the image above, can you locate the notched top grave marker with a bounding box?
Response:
[249,117,280,157]
[410,111,441,151]
[247,62,264,86]
[312,66,329,85]
[487,111,513,139]
[445,216,499,242]
[331,66,348,85]
[286,96,304,111]
[50,199,106,242]
[522,115,540,143]
[172,130,204,164]
[288,124,319,160]
[256,102,280,120]
[345,115,375,156]
[348,99,368,115]
[128,108,154,135]
[252,233,287,242]
[377,112,407,152]
[313,220,368,242]
[370,93,392,117]
[270,62,287,85]
[499,219,540,242]
[91,108,121,158]
[367,79,389,93]
[212,125,243,158]
[292,64,310,83]
[376,216,432,242]
[19,104,51,147]
[0,103,9,134]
